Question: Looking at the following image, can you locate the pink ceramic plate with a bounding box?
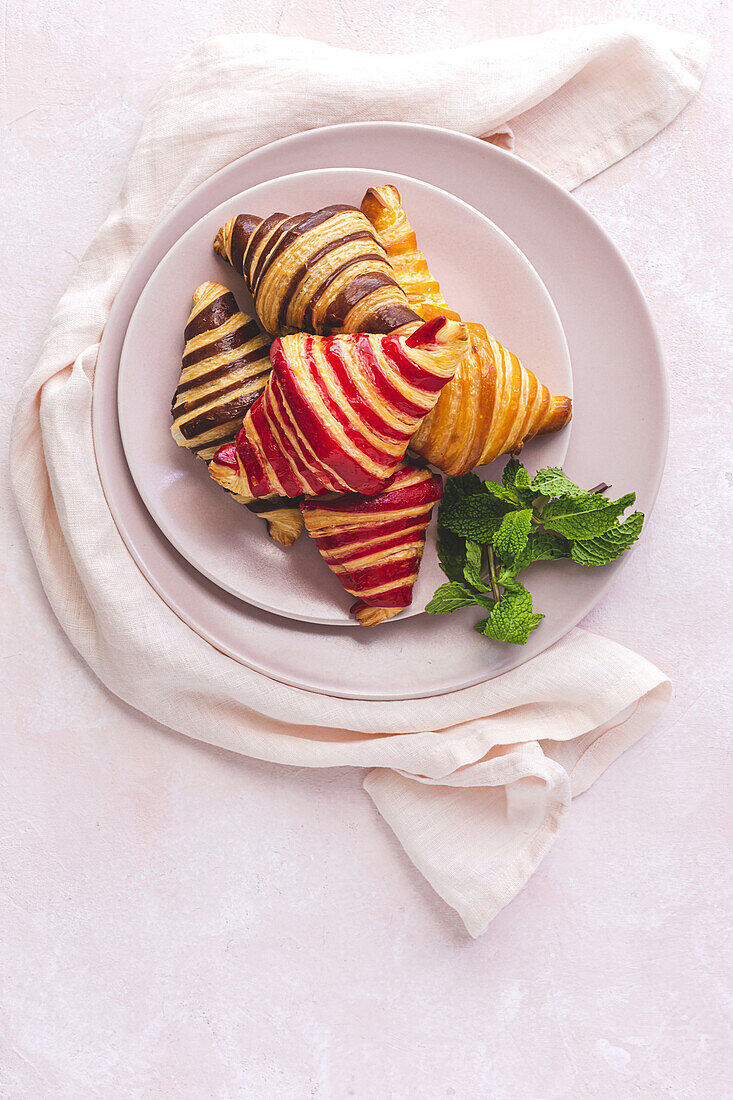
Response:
[117,168,571,625]
[93,123,667,700]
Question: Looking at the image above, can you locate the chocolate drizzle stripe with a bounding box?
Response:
[192,431,240,454]
[179,393,264,440]
[254,205,362,297]
[229,215,261,275]
[247,496,304,515]
[184,293,238,340]
[173,370,270,418]
[302,252,388,332]
[175,349,270,395]
[244,213,288,285]
[250,214,302,294]
[182,321,263,368]
[322,272,402,332]
[175,375,266,416]
[365,305,422,334]
[273,232,380,332]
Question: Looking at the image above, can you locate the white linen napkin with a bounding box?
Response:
[11,23,706,936]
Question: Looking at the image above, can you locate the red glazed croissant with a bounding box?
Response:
[208,316,467,503]
[301,462,443,627]
[171,281,303,546]
[213,206,421,336]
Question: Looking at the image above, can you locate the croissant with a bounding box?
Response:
[244,496,305,548]
[361,185,572,475]
[171,282,303,547]
[208,316,467,503]
[213,206,421,337]
[301,463,442,627]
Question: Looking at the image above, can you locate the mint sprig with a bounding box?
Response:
[426,459,645,645]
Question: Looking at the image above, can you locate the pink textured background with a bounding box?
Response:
[1,3,731,1097]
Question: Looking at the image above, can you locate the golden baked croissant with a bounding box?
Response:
[171,282,303,547]
[301,462,442,627]
[213,206,422,336]
[361,185,572,475]
[208,317,467,502]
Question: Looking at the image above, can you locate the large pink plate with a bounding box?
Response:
[117,167,571,626]
[93,123,667,701]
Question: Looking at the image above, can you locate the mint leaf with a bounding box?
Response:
[437,527,468,583]
[571,511,644,566]
[531,467,587,498]
[542,492,635,539]
[495,567,527,594]
[425,582,479,615]
[518,531,572,569]
[503,457,530,491]
[474,589,544,645]
[482,482,524,507]
[440,493,507,542]
[493,509,533,563]
[463,540,489,592]
[441,472,484,512]
[483,460,534,508]
[502,457,535,503]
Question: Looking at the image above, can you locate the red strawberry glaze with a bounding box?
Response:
[274,338,391,494]
[355,335,429,419]
[384,337,449,392]
[405,315,446,347]
[312,519,424,553]
[232,425,271,498]
[323,340,406,443]
[266,380,335,495]
[304,340,397,465]
[213,442,239,470]
[246,393,304,498]
[319,477,441,515]
[346,557,417,591]
[351,584,412,612]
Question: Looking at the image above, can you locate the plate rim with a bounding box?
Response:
[93,122,668,701]
[116,163,573,626]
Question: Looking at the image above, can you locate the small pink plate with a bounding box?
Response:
[117,167,571,625]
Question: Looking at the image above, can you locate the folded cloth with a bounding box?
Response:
[11,24,705,935]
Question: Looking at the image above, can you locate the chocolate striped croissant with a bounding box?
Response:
[171,282,303,547]
[361,185,572,475]
[208,316,467,503]
[213,205,421,337]
[301,463,442,627]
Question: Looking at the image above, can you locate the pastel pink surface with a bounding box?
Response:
[97,125,662,699]
[117,167,572,626]
[2,6,730,1100]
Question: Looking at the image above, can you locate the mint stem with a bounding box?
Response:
[487,547,501,603]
